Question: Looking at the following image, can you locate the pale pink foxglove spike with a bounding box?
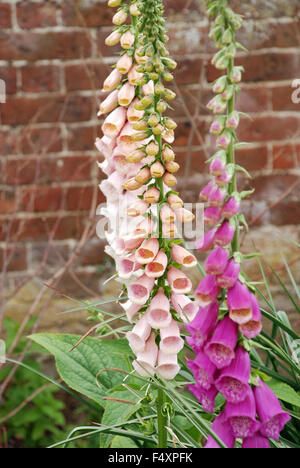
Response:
[98,89,119,116]
[117,122,138,148]
[174,207,195,223]
[120,30,135,49]
[145,250,168,278]
[148,289,172,329]
[160,204,176,223]
[133,218,155,239]
[103,68,122,92]
[118,82,135,107]
[99,171,124,203]
[102,107,127,138]
[135,238,159,264]
[128,66,143,86]
[162,129,175,144]
[171,244,197,268]
[142,80,154,96]
[95,136,116,159]
[171,293,198,322]
[156,351,180,380]
[105,30,121,46]
[127,200,149,217]
[119,300,142,323]
[162,222,177,239]
[118,254,141,280]
[133,332,158,377]
[134,49,148,64]
[167,266,192,294]
[97,159,115,176]
[116,52,133,74]
[127,98,145,122]
[167,193,183,210]
[128,274,155,305]
[121,235,144,252]
[126,313,152,353]
[160,320,184,354]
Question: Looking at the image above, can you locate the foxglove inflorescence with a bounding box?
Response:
[187,0,290,448]
[97,0,197,380]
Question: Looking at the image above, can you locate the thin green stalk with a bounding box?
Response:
[156,387,168,448]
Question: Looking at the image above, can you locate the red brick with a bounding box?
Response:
[66,185,103,211]
[67,125,98,152]
[236,20,300,50]
[17,1,57,29]
[238,116,300,143]
[21,65,60,93]
[2,95,93,125]
[20,186,64,212]
[230,0,300,19]
[207,53,300,83]
[65,62,108,92]
[168,25,208,56]
[248,175,299,202]
[20,126,63,154]
[62,0,114,27]
[272,144,300,169]
[175,58,203,85]
[0,31,92,61]
[237,87,271,113]
[0,3,11,28]
[0,246,27,272]
[5,156,93,185]
[0,67,17,95]
[270,201,300,226]
[236,146,268,172]
[176,149,207,176]
[77,239,105,267]
[164,0,201,19]
[0,189,17,214]
[272,85,300,112]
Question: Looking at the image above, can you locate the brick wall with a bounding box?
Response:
[0,0,300,313]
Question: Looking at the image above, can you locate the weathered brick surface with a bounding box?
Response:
[0,0,298,325]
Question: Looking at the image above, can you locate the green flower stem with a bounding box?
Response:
[156,387,167,448]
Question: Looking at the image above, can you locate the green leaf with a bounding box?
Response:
[110,435,139,448]
[100,388,140,448]
[29,334,133,407]
[267,380,300,408]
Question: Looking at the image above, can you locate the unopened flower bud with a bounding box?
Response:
[130,2,140,16]
[226,111,240,129]
[108,0,122,7]
[165,118,177,130]
[151,161,165,178]
[163,172,177,187]
[164,89,176,100]
[149,72,159,81]
[117,53,133,74]
[123,177,143,191]
[152,124,164,135]
[148,114,160,127]
[143,187,160,204]
[165,161,180,173]
[121,30,135,49]
[132,131,148,141]
[222,85,234,101]
[146,141,159,156]
[168,193,183,209]
[126,149,146,163]
[163,71,174,82]
[163,58,177,70]
[135,167,151,184]
[230,67,242,84]
[105,30,121,46]
[154,83,165,95]
[112,9,128,25]
[216,130,232,150]
[132,119,148,130]
[162,146,175,161]
[212,75,228,94]
[157,100,167,113]
[209,116,226,135]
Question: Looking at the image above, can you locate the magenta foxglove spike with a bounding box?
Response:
[195,228,216,252]
[195,275,221,306]
[185,302,219,352]
[216,258,240,289]
[227,281,252,325]
[239,293,262,339]
[225,389,260,439]
[205,316,238,369]
[188,384,218,413]
[205,246,229,275]
[187,350,217,390]
[204,412,235,449]
[214,220,235,247]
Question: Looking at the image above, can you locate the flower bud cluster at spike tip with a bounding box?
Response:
[186,0,290,448]
[96,0,196,381]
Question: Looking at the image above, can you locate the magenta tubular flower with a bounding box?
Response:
[195,275,220,306]
[205,316,238,369]
[216,130,232,150]
[214,220,235,247]
[195,228,216,252]
[204,412,235,449]
[205,246,229,275]
[227,281,252,325]
[208,186,226,207]
[225,389,260,439]
[253,379,290,440]
[188,384,218,413]
[240,294,262,339]
[204,206,222,226]
[185,302,219,352]
[215,346,251,403]
[199,181,214,201]
[209,156,226,176]
[188,351,217,390]
[215,170,232,187]
[216,258,240,289]
[221,196,240,218]
[242,434,271,448]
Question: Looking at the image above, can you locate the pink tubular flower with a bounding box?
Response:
[171,244,197,268]
[99,89,119,115]
[188,384,218,413]
[214,221,235,247]
[216,258,240,289]
[215,346,251,403]
[253,379,290,440]
[188,351,216,390]
[225,389,260,439]
[127,200,149,217]
[119,300,141,323]
[128,65,143,85]
[160,320,184,354]
[216,130,232,150]
[240,294,262,339]
[126,313,152,353]
[221,196,240,218]
[167,266,192,294]
[103,68,122,92]
[204,206,221,225]
[118,254,141,279]
[242,434,270,449]
[204,412,235,448]
[127,98,144,122]
[118,82,135,107]
[195,275,220,306]
[128,274,155,305]
[205,316,238,369]
[227,281,252,325]
[205,246,229,275]
[116,52,133,74]
[215,170,232,187]
[185,303,219,353]
[133,332,158,377]
[148,289,172,329]
[208,186,226,207]
[102,107,127,138]
[95,135,116,159]
[171,293,198,322]
[133,218,154,238]
[174,207,195,223]
[199,181,214,201]
[195,229,216,252]
[156,351,180,380]
[135,238,159,264]
[145,250,168,278]
[209,156,226,176]
[160,204,176,223]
